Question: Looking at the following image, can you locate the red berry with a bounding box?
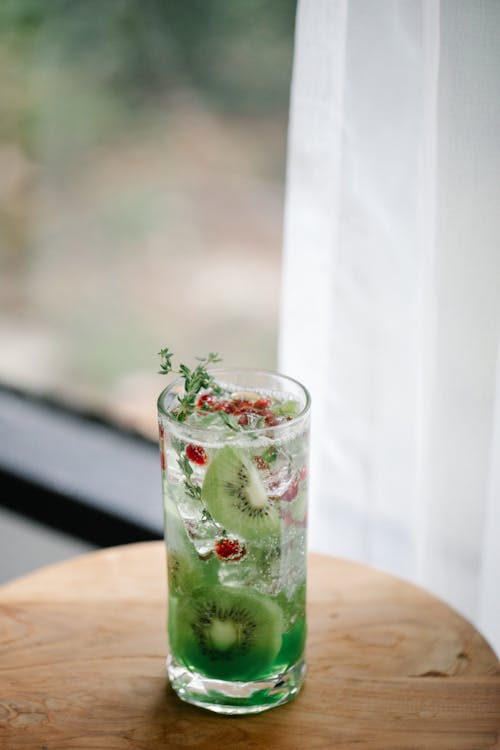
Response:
[253,455,268,471]
[264,412,280,427]
[159,424,166,471]
[215,538,246,561]
[197,393,216,410]
[281,477,299,502]
[214,400,235,414]
[186,444,207,465]
[233,399,252,414]
[254,398,270,410]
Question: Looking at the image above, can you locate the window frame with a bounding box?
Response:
[0,383,163,547]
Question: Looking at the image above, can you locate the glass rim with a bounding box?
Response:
[157,366,311,438]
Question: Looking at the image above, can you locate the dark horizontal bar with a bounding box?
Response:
[0,382,164,542]
[0,467,161,548]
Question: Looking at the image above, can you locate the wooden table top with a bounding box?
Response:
[0,541,498,749]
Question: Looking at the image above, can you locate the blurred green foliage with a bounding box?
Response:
[0,0,296,116]
[0,0,296,171]
[0,0,295,400]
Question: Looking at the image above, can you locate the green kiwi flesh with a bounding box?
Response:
[201,446,279,540]
[174,584,284,680]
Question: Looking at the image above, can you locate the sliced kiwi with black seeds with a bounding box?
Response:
[174,584,284,680]
[201,446,280,540]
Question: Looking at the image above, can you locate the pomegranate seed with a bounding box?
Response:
[238,414,249,426]
[215,538,246,561]
[300,466,308,481]
[159,424,166,471]
[281,477,299,502]
[186,444,207,465]
[197,393,216,410]
[264,413,279,427]
[214,400,235,414]
[253,455,268,471]
[233,400,252,414]
[254,398,270,410]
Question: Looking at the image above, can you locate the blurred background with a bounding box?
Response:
[0,0,296,439]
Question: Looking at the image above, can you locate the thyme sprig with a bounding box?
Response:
[177,453,202,501]
[158,348,224,501]
[215,410,240,431]
[170,436,203,502]
[158,347,222,422]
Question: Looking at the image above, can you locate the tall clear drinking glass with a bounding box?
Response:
[157,369,310,714]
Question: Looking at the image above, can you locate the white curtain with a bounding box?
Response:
[279,0,500,654]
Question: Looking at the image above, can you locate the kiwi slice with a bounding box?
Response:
[174,584,284,680]
[167,542,218,598]
[167,550,200,595]
[202,446,280,540]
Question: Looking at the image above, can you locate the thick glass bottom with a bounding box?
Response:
[167,654,306,715]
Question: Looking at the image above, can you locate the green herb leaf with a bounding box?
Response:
[157,347,242,503]
[171,437,185,453]
[158,347,174,375]
[216,411,240,431]
[177,454,193,478]
[272,399,300,418]
[176,453,201,501]
[157,347,224,422]
[262,446,279,464]
[199,413,221,426]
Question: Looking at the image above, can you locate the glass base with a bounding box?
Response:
[167,655,306,715]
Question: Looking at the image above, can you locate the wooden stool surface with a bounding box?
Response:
[0,541,498,749]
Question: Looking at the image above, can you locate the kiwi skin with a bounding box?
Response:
[164,494,218,602]
[167,549,218,595]
[173,584,284,680]
[202,446,280,541]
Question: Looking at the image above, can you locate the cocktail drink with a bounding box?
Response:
[157,361,310,714]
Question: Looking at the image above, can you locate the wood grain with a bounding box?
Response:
[0,542,498,749]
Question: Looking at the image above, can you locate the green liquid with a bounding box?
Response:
[165,488,307,684]
[168,590,306,682]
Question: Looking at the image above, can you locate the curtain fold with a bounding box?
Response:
[279,0,500,653]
